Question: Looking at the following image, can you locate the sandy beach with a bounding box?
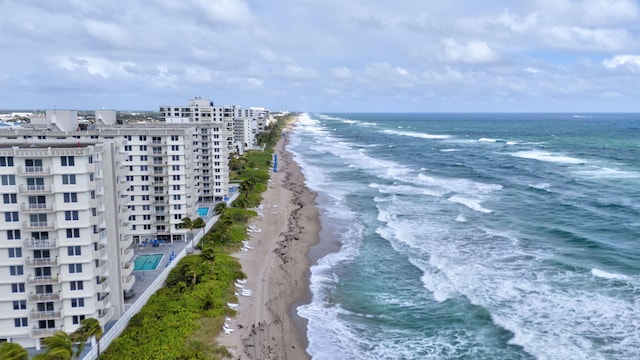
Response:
[217,118,319,359]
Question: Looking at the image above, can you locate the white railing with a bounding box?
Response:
[80,194,237,360]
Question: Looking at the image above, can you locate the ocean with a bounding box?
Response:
[288,113,640,360]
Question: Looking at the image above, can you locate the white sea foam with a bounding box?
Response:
[441,148,460,152]
[574,166,640,179]
[478,137,503,143]
[530,182,551,190]
[448,195,493,213]
[455,214,467,222]
[382,129,451,139]
[511,150,586,164]
[591,268,630,281]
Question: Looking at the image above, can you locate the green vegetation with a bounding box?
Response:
[100,114,293,359]
[0,342,29,360]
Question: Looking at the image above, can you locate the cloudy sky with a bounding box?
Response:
[1,0,639,112]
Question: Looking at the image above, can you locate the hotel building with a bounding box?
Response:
[0,100,269,348]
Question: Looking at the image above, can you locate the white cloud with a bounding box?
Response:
[441,39,500,64]
[192,0,253,26]
[331,67,352,79]
[602,54,640,70]
[580,0,640,26]
[58,56,136,79]
[282,65,318,81]
[83,20,130,47]
[524,67,540,74]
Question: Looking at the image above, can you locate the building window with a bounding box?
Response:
[172,175,181,181]
[13,300,27,310]
[171,155,180,161]
[14,318,28,327]
[143,214,150,220]
[65,211,79,221]
[173,185,181,191]
[62,174,77,184]
[67,228,80,238]
[0,156,14,166]
[69,264,83,273]
[171,135,179,141]
[71,298,85,308]
[67,246,81,256]
[63,193,78,203]
[140,155,148,161]
[72,315,86,325]
[61,156,75,166]
[10,265,24,276]
[173,195,181,200]
[5,212,19,222]
[174,204,181,210]
[1,175,16,185]
[3,194,17,204]
[139,145,147,151]
[140,166,148,171]
[139,135,147,141]
[7,230,20,240]
[11,283,25,293]
[70,281,84,291]
[171,146,179,151]
[172,165,180,171]
[8,248,22,258]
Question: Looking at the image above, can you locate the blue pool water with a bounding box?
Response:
[197,207,209,217]
[134,254,164,271]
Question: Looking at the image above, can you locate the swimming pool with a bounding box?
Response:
[134,254,164,271]
[197,207,209,217]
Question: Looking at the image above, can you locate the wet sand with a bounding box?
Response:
[216,119,319,359]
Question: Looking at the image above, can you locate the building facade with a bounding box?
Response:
[0,140,129,349]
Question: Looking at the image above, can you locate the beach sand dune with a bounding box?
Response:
[217,119,318,359]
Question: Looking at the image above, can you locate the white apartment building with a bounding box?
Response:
[0,140,130,349]
[159,98,236,203]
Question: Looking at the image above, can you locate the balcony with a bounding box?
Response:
[98,307,114,325]
[22,221,56,231]
[21,202,54,213]
[120,234,133,247]
[25,256,59,267]
[122,275,135,290]
[93,245,108,260]
[95,260,110,276]
[152,199,169,205]
[28,292,61,302]
[29,309,62,321]
[122,248,134,262]
[17,165,51,175]
[23,238,57,249]
[122,261,134,277]
[91,229,108,245]
[31,327,62,338]
[96,293,112,309]
[95,277,111,292]
[28,275,60,285]
[19,184,52,194]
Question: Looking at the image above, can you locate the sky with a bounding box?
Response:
[0,0,639,112]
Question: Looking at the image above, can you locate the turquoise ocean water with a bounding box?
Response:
[288,113,640,360]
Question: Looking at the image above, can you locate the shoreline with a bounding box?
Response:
[216,118,320,359]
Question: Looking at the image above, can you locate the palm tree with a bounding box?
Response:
[181,217,206,241]
[214,202,227,215]
[35,331,73,360]
[193,217,205,236]
[75,318,102,360]
[0,342,29,360]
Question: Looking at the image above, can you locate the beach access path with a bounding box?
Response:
[217,118,319,359]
